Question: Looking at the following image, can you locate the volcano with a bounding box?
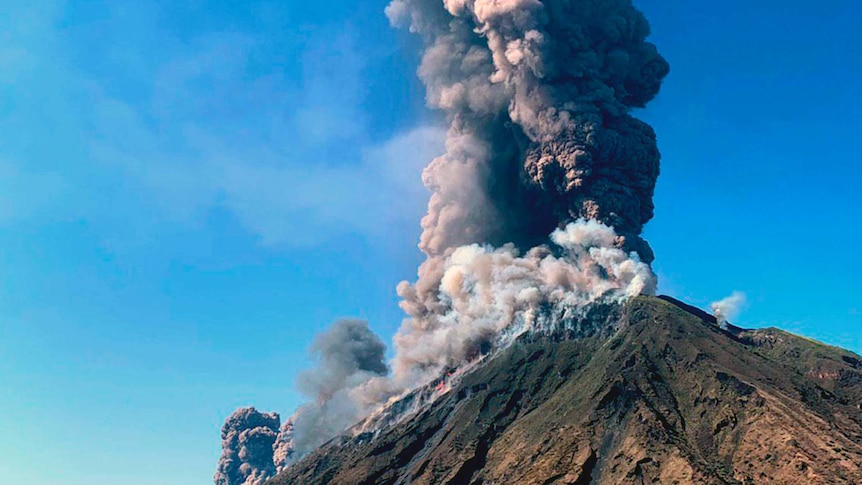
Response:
[267,296,862,485]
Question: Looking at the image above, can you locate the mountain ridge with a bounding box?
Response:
[268,296,862,484]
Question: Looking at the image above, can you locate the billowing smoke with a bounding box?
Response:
[272,416,295,474]
[217,0,669,478]
[387,0,669,386]
[711,291,747,329]
[214,407,280,485]
[289,320,389,457]
[392,219,654,383]
[386,0,667,393]
[217,322,388,482]
[386,0,668,261]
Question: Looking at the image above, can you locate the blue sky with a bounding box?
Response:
[1,1,860,484]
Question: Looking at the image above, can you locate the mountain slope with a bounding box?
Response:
[268,296,862,484]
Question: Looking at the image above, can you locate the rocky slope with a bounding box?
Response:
[268,296,862,484]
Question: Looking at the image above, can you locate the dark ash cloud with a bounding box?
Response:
[214,407,280,485]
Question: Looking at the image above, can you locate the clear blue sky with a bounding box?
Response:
[0,1,859,484]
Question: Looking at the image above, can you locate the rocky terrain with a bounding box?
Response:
[268,296,862,484]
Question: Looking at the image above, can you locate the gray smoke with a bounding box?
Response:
[290,319,389,458]
[386,0,668,261]
[217,322,388,480]
[296,319,388,400]
[214,407,280,485]
[218,0,670,476]
[387,0,667,386]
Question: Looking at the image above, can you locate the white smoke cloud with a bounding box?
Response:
[392,219,655,384]
[710,291,747,329]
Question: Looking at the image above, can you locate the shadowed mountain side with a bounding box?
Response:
[268,296,862,485]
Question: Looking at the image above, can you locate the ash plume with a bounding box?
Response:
[711,291,747,329]
[217,0,669,476]
[386,0,668,261]
[214,407,280,485]
[387,0,667,386]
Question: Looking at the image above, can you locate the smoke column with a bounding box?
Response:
[386,0,668,385]
[386,0,668,259]
[214,408,280,485]
[216,0,668,479]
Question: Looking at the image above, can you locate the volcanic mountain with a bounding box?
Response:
[267,296,862,485]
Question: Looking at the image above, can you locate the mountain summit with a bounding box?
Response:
[268,296,862,484]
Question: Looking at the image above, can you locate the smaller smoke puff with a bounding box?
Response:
[711,291,747,329]
[297,319,388,400]
[290,320,389,458]
[214,407,280,485]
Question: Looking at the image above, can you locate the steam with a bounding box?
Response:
[214,408,280,485]
[217,0,669,480]
[711,291,747,329]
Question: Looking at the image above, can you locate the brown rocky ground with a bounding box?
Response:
[268,296,862,484]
